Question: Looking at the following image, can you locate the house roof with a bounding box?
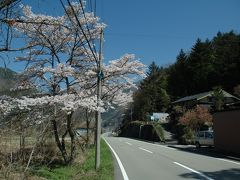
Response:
[172,90,240,104]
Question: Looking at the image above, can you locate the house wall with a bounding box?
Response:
[213,109,240,155]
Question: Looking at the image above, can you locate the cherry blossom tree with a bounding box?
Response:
[10,2,105,163]
[0,0,21,68]
[0,1,146,164]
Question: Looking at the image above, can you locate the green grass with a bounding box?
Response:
[153,123,165,142]
[32,139,114,180]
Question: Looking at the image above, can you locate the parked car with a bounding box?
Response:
[195,130,214,148]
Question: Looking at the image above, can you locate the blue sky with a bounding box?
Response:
[101,0,240,66]
[2,0,240,71]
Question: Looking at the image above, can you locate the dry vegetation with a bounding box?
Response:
[0,120,94,179]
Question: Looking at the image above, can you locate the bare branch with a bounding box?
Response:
[0,0,18,11]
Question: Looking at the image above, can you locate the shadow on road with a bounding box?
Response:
[168,145,240,162]
[179,168,240,180]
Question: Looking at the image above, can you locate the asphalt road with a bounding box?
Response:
[104,135,240,180]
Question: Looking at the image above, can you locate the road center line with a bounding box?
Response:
[103,138,129,180]
[125,142,132,146]
[174,162,214,180]
[139,147,153,154]
[216,158,240,165]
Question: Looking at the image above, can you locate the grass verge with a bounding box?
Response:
[153,123,165,142]
[32,139,114,180]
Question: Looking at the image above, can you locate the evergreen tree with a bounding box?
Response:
[132,62,170,121]
[187,38,215,94]
[233,84,240,98]
[168,49,188,98]
[212,31,240,92]
[168,31,240,100]
[212,86,224,111]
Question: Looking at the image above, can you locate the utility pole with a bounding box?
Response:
[95,29,103,170]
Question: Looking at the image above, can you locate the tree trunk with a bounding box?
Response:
[67,113,76,163]
[61,130,68,151]
[20,130,25,161]
[86,109,90,146]
[51,119,68,164]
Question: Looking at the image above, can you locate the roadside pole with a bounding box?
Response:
[95,29,104,170]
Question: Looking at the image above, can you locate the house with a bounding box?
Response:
[150,113,169,123]
[172,90,240,109]
[75,128,88,137]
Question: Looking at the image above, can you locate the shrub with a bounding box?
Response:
[179,106,213,132]
[181,127,194,144]
[153,123,165,142]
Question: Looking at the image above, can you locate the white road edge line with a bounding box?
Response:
[216,158,240,165]
[174,162,214,180]
[125,142,132,146]
[103,137,129,180]
[139,147,153,154]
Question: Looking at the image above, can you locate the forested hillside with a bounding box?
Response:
[123,31,240,122]
[0,67,17,94]
[168,31,240,100]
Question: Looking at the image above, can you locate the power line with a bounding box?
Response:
[78,0,97,54]
[59,0,97,63]
[94,0,96,17]
[89,0,93,13]
[66,0,98,62]
[104,32,240,42]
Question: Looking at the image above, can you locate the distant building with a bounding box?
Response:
[75,127,94,137]
[76,128,88,136]
[150,113,169,123]
[172,90,240,109]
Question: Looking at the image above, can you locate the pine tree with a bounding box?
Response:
[212,31,240,92]
[132,62,170,121]
[168,49,188,98]
[187,38,215,94]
